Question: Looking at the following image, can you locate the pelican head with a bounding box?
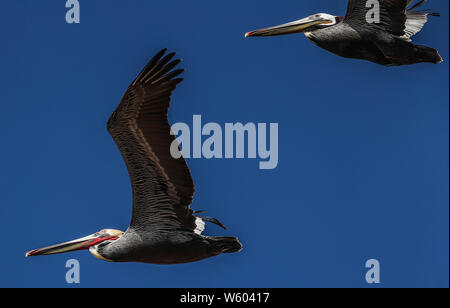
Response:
[245,13,343,38]
[26,229,124,260]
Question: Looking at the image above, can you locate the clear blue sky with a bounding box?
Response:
[0,0,448,288]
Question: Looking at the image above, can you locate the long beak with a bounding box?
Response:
[245,16,331,37]
[26,233,117,257]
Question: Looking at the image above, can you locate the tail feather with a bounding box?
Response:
[212,237,243,254]
[415,45,443,64]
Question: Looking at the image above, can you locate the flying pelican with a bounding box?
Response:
[26,49,242,264]
[245,0,442,66]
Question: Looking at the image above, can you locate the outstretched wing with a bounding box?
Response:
[344,0,438,40]
[107,49,196,233]
[401,1,440,42]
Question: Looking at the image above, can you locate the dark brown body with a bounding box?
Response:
[97,230,241,264]
[306,22,442,66]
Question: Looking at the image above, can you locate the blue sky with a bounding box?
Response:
[0,0,448,288]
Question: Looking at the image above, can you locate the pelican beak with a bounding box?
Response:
[245,16,332,37]
[26,232,120,257]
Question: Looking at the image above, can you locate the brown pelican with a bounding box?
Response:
[26,49,242,264]
[245,0,442,66]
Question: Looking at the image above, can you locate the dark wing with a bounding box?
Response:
[107,49,197,233]
[344,0,410,36]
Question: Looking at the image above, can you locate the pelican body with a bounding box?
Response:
[246,0,442,66]
[26,49,242,264]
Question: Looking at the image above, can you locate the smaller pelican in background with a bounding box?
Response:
[26,49,242,265]
[245,0,442,66]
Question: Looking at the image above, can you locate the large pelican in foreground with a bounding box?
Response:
[245,0,442,66]
[26,49,242,264]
